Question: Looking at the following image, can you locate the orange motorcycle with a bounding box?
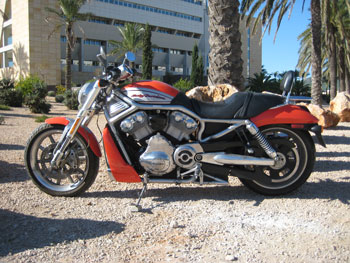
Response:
[25,48,325,208]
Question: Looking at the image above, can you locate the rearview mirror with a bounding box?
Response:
[96,46,107,68]
[100,46,107,60]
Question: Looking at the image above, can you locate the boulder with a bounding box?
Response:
[186,84,239,102]
[329,92,350,122]
[300,103,340,128]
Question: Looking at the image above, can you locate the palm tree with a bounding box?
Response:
[247,72,276,93]
[310,0,323,105]
[240,0,324,106]
[108,23,144,69]
[46,0,92,91]
[142,23,153,80]
[207,0,244,90]
[298,0,350,98]
[323,0,338,100]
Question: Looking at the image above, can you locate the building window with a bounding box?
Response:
[3,26,12,46]
[89,17,109,24]
[0,1,13,68]
[2,51,13,68]
[152,47,166,53]
[83,39,103,46]
[95,0,202,22]
[170,49,185,55]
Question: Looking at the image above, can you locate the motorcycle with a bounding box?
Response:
[25,48,325,209]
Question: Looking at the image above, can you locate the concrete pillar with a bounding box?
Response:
[166,48,170,73]
[183,52,187,77]
[79,38,83,72]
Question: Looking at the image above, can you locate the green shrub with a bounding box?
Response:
[35,115,49,123]
[55,94,65,103]
[56,85,66,95]
[48,91,56,97]
[0,88,23,107]
[23,77,51,113]
[0,104,11,110]
[173,78,193,93]
[64,89,79,110]
[0,78,14,89]
[16,75,45,97]
[0,78,23,107]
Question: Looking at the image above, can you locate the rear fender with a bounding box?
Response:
[250,105,326,147]
[250,104,318,127]
[45,117,102,157]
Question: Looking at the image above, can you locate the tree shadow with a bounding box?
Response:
[322,135,350,145]
[0,112,34,118]
[316,151,350,158]
[314,160,350,172]
[326,124,350,131]
[12,43,29,78]
[83,178,350,207]
[0,209,124,256]
[0,144,25,151]
[0,160,28,183]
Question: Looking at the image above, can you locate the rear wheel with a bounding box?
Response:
[25,124,99,197]
[240,126,315,195]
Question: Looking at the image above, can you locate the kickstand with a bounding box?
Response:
[131,181,148,212]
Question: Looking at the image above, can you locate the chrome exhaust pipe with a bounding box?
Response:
[200,153,275,166]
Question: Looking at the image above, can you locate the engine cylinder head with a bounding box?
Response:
[164,111,198,141]
[120,111,153,141]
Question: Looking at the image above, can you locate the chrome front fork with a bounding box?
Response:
[50,82,101,168]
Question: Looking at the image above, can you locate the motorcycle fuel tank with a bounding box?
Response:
[121,80,179,104]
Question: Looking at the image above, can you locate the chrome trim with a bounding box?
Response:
[245,120,277,159]
[107,119,133,166]
[201,122,245,143]
[51,81,101,167]
[213,154,275,166]
[200,152,225,165]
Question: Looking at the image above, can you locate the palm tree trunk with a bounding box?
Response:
[310,0,323,106]
[208,0,243,90]
[65,24,73,91]
[345,67,350,95]
[325,0,337,100]
[329,40,337,100]
[339,46,346,92]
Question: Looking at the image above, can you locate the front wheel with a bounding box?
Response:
[240,125,316,195]
[25,124,99,197]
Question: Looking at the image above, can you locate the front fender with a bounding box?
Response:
[45,117,102,157]
[250,104,318,127]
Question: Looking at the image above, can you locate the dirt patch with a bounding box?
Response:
[0,100,349,262]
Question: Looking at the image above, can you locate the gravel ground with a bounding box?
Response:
[0,100,349,263]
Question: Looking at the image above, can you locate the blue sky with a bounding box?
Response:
[261,0,311,74]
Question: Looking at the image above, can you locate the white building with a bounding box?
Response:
[0,0,261,86]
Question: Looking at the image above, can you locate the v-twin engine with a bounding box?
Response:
[139,133,175,175]
[120,111,198,141]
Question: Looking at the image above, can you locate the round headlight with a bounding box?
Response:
[78,81,96,105]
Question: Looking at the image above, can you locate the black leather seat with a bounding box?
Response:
[191,92,248,119]
[171,92,285,119]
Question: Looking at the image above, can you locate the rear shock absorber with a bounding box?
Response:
[245,120,277,159]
